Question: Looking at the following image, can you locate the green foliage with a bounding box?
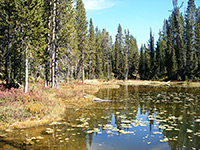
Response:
[75,0,88,82]
[139,46,145,80]
[1,0,200,89]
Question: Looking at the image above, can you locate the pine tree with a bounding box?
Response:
[195,7,200,73]
[139,45,145,80]
[56,0,78,83]
[75,0,88,83]
[88,18,95,79]
[185,0,196,79]
[149,28,155,78]
[113,24,124,79]
[166,20,177,80]
[43,0,52,87]
[113,35,119,77]
[15,0,47,92]
[155,30,167,78]
[144,44,151,79]
[0,0,18,86]
[171,0,185,80]
[101,29,111,79]
[94,27,103,78]
[124,29,130,80]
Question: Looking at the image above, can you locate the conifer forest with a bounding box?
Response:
[0,0,200,91]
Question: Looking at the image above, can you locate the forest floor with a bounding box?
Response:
[0,79,199,132]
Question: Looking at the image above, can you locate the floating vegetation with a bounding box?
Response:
[160,138,169,143]
[187,129,193,133]
[46,128,54,134]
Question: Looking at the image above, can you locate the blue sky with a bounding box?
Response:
[83,0,200,48]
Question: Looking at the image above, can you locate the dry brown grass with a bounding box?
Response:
[85,79,200,87]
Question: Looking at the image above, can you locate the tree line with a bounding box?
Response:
[139,0,200,81]
[0,0,199,92]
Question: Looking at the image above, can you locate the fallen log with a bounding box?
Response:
[93,98,112,102]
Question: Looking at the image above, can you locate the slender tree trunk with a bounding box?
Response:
[51,0,56,88]
[125,53,129,80]
[82,49,84,84]
[75,55,82,80]
[107,55,110,80]
[45,60,49,87]
[67,67,70,84]
[89,50,91,80]
[5,15,10,85]
[24,50,28,93]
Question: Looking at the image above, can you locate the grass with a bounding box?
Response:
[85,79,200,87]
[0,81,100,130]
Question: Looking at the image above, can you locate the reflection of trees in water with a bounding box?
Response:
[95,86,200,149]
[3,86,200,150]
[135,89,200,150]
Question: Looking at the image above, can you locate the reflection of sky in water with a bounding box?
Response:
[88,109,169,150]
[88,86,200,150]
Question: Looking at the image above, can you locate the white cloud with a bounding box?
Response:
[83,0,115,10]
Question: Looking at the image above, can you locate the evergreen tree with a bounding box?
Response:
[124,30,138,80]
[75,0,88,83]
[139,45,145,80]
[94,27,103,78]
[185,0,196,79]
[171,0,185,80]
[43,0,51,87]
[88,18,95,79]
[149,28,155,78]
[155,30,167,78]
[195,7,200,72]
[15,0,47,92]
[113,24,124,79]
[144,44,151,79]
[129,36,139,79]
[57,0,78,83]
[101,29,111,79]
[124,29,130,80]
[166,20,177,80]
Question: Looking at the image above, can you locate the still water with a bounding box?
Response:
[1,85,200,150]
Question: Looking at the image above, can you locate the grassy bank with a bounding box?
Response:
[0,81,100,131]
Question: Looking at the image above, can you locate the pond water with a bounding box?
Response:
[1,85,200,150]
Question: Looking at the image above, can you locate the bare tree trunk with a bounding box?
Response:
[82,49,85,84]
[24,50,28,93]
[51,0,56,88]
[107,52,110,80]
[89,56,91,80]
[125,52,129,80]
[66,67,69,84]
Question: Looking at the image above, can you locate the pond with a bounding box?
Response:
[1,85,200,150]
